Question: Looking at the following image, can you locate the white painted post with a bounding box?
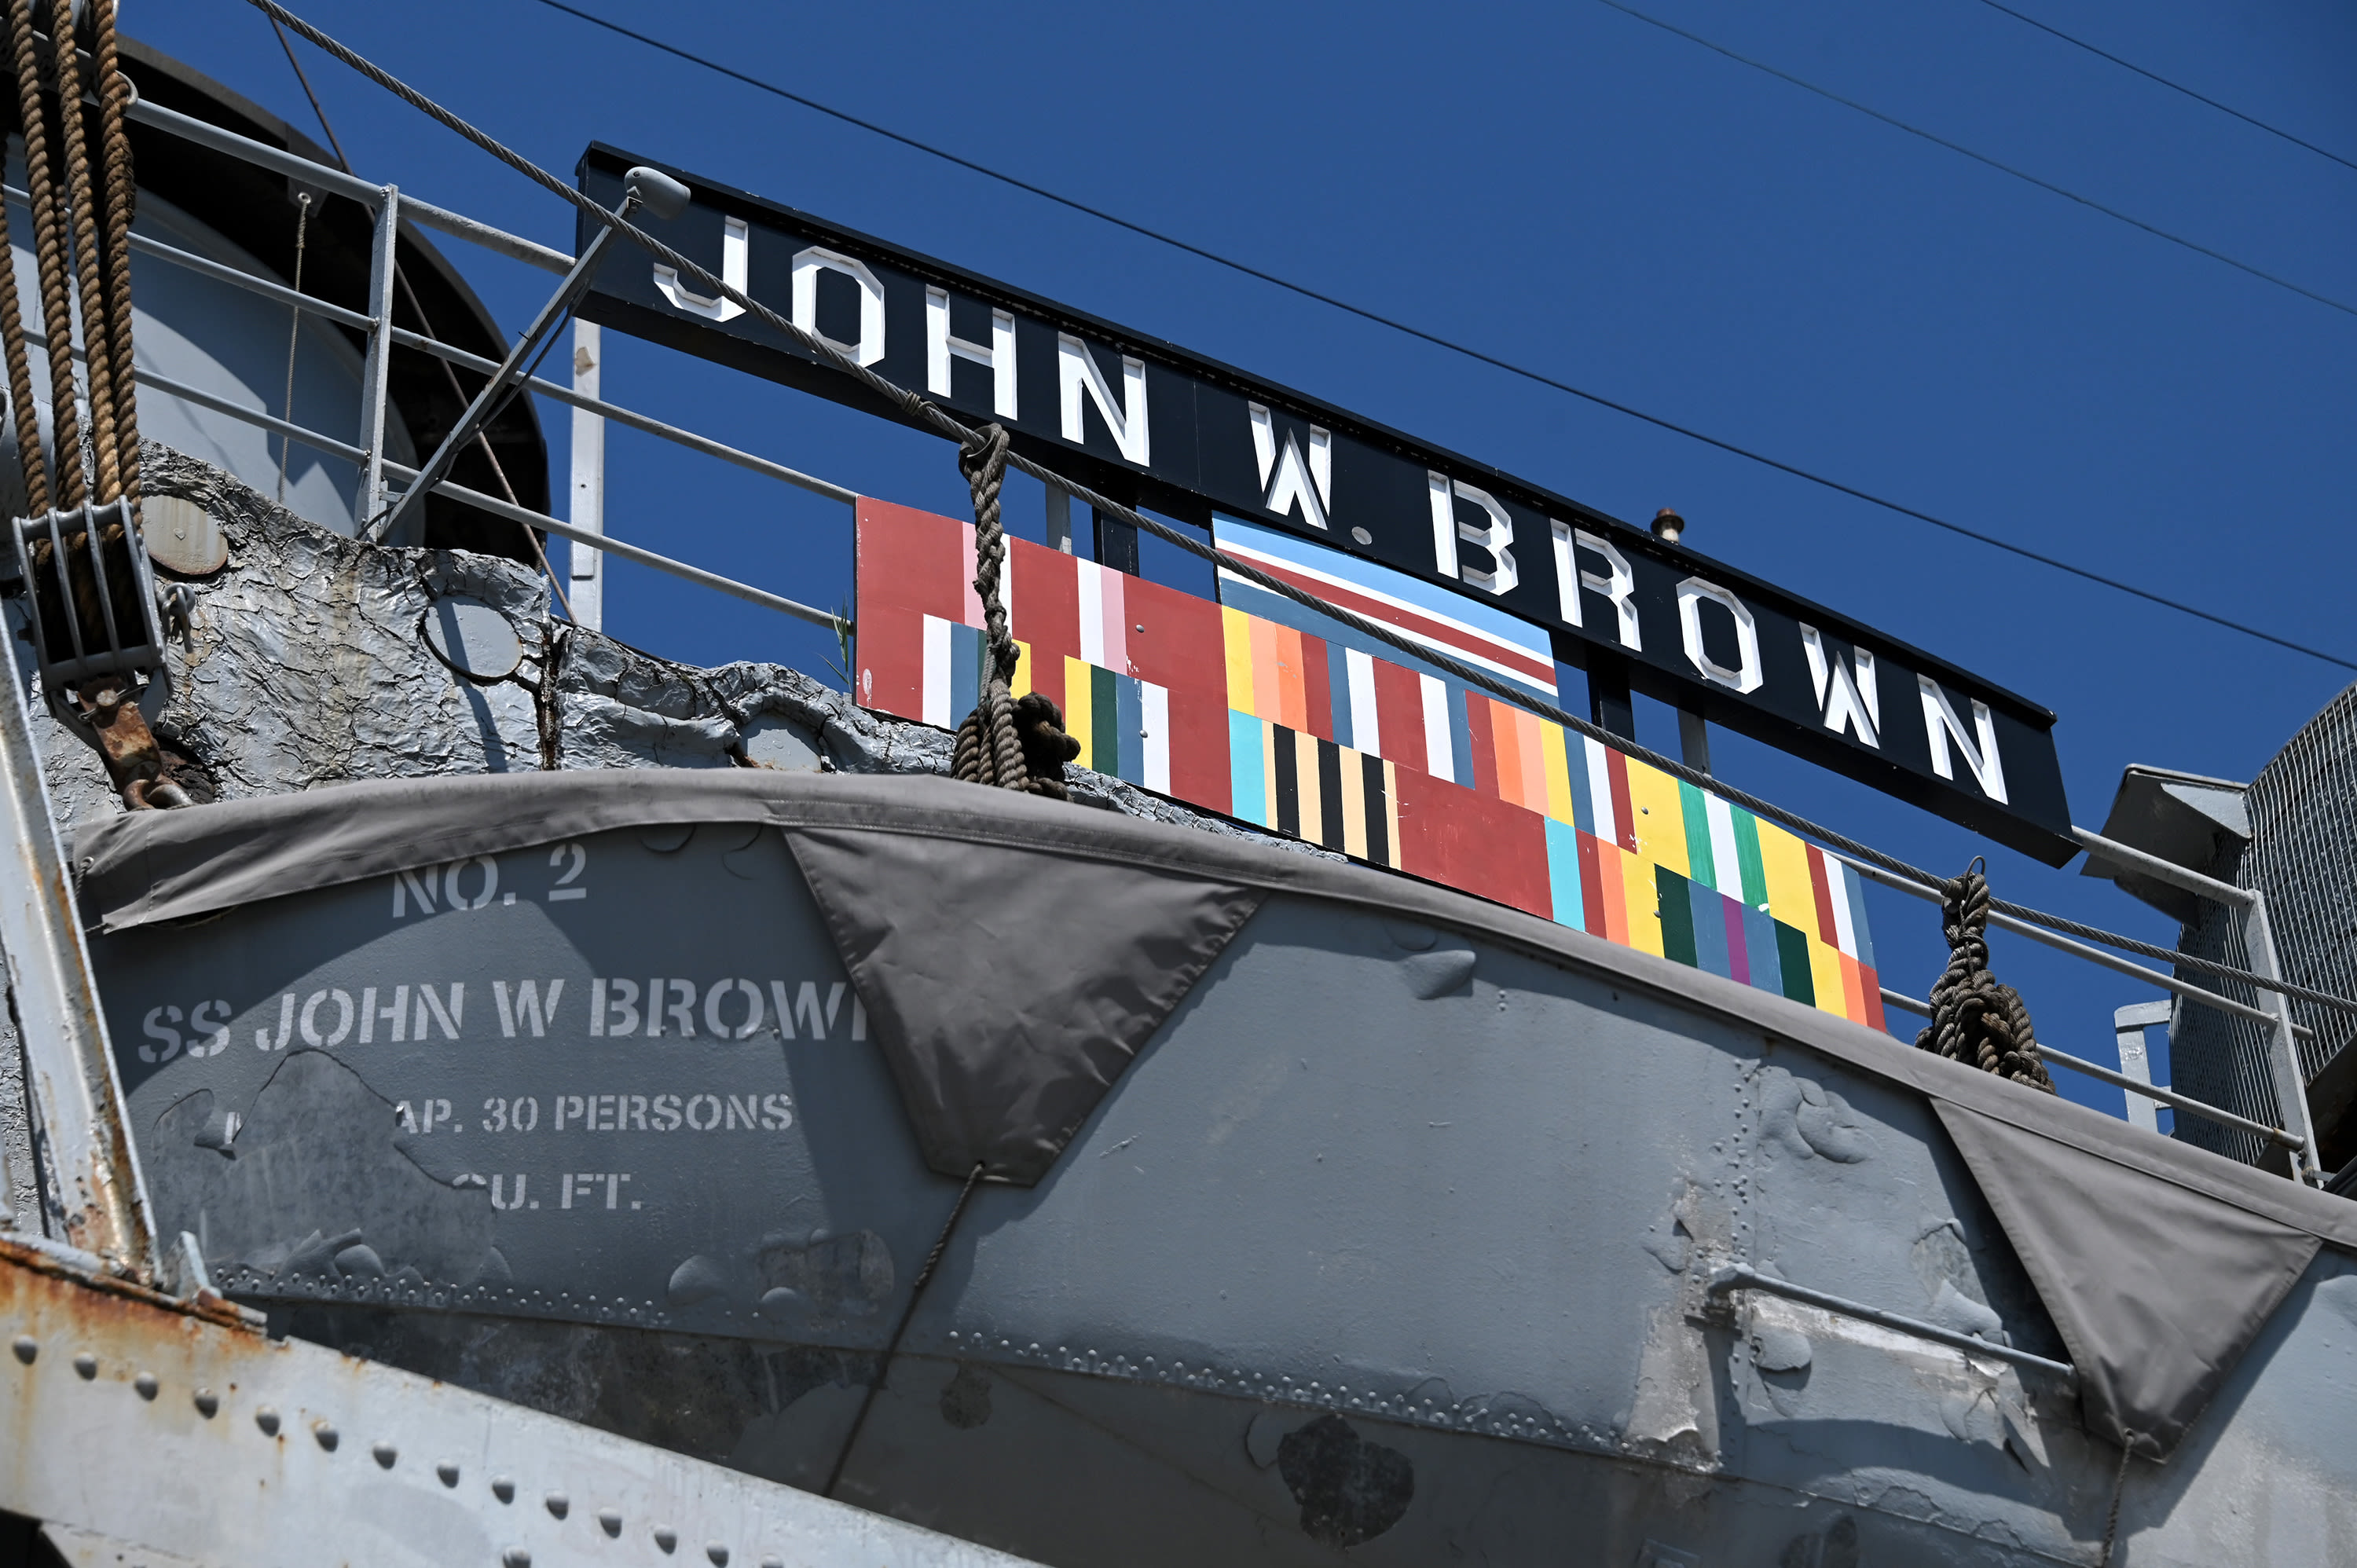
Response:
[2112,1000,2172,1136]
[2244,894,2322,1182]
[568,320,604,631]
[355,185,399,533]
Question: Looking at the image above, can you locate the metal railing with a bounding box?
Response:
[1860,830,2328,1182]
[101,97,851,634]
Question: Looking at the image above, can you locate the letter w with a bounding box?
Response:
[1801,625,1879,748]
[493,980,566,1039]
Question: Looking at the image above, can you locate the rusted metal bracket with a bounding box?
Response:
[0,636,155,1274]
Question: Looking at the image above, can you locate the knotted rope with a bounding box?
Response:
[1916,859,2055,1093]
[949,423,1077,799]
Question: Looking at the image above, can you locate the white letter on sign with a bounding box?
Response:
[1801,625,1880,747]
[653,216,748,322]
[1918,676,2009,803]
[1675,577,1762,694]
[926,288,1017,419]
[1428,474,1517,595]
[1551,523,1642,650]
[1250,404,1331,531]
[791,246,887,366]
[1058,335,1150,465]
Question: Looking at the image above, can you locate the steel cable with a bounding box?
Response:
[243,0,2357,1024]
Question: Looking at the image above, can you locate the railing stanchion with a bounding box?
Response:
[569,319,604,631]
[2244,893,2323,1183]
[357,184,400,528]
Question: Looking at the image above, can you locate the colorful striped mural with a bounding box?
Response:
[856,498,1882,1029]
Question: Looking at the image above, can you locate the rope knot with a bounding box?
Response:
[1915,858,2055,1094]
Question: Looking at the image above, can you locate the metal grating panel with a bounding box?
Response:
[2173,682,2357,1165]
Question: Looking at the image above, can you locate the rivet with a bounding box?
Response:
[544,1493,568,1519]
[11,1337,35,1365]
[492,1477,515,1504]
[373,1442,398,1468]
[71,1353,97,1379]
[255,1406,280,1435]
[502,1551,530,1568]
[193,1389,218,1418]
[653,1527,677,1553]
[598,1511,622,1538]
[438,1463,460,1487]
[707,1547,728,1566]
[314,1421,339,1452]
[134,1373,157,1401]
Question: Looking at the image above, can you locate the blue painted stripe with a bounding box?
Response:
[1689,881,1732,979]
[1115,674,1145,785]
[1327,639,1357,750]
[1212,513,1554,671]
[1447,687,1475,789]
[1545,817,1585,932]
[1563,730,1594,837]
[1229,709,1268,826]
[948,623,981,721]
[1740,903,1783,994]
[1841,860,1877,970]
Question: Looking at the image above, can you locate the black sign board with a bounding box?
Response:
[575,144,2074,863]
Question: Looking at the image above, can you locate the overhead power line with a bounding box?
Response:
[1591,0,2357,323]
[508,0,2355,674]
[1974,0,2357,178]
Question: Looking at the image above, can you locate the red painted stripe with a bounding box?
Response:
[856,498,976,623]
[1395,764,1552,919]
[1578,828,1606,935]
[1300,631,1333,742]
[1231,556,1556,689]
[1369,658,1424,764]
[1861,965,1887,1032]
[1120,573,1231,814]
[1806,846,1840,949]
[1604,749,1637,853]
[1007,537,1080,684]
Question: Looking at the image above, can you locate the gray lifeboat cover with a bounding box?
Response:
[73,769,2357,1456]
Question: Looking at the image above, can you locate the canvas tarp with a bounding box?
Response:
[71,768,2357,1456]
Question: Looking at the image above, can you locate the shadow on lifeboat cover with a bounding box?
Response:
[787,825,1259,1185]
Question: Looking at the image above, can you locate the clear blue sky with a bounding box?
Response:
[143,1,2357,1119]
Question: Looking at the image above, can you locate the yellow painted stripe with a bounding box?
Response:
[1222,606,1255,716]
[1295,729,1324,844]
[1339,742,1368,859]
[1808,936,1849,1022]
[1540,718,1574,825]
[1011,639,1034,698]
[1755,818,1815,931]
[1063,656,1094,770]
[1622,847,1666,957]
[1622,756,1688,877]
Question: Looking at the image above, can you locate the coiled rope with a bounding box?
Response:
[1916,861,2055,1092]
[948,423,1076,797]
[8,0,79,506]
[242,0,2357,1022]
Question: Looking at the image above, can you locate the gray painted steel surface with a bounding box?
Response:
[79,787,2357,1565]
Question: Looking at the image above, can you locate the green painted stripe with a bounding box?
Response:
[1773,921,1816,1006]
[1657,865,1699,969]
[1733,808,1768,908]
[1678,781,1715,890]
[1092,665,1120,776]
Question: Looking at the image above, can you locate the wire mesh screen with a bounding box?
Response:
[2173,682,2357,1165]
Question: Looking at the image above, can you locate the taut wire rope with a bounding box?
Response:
[49,0,115,503]
[243,0,2357,1022]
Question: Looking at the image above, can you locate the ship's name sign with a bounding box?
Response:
[577,145,2072,861]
